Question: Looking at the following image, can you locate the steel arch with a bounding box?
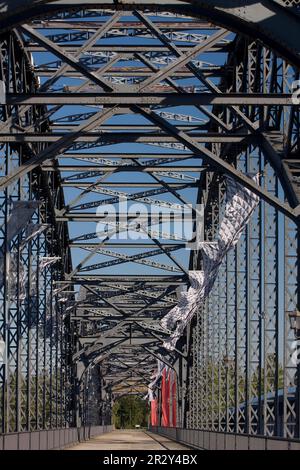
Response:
[0,1,300,68]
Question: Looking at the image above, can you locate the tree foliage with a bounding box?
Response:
[112,395,149,429]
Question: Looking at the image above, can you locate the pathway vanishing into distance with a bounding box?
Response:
[67,430,190,451]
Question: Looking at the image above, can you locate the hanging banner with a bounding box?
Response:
[200,241,222,275]
[21,223,49,248]
[160,174,260,352]
[161,271,204,351]
[199,241,222,297]
[219,174,260,252]
[145,358,165,401]
[6,201,40,245]
[39,256,60,270]
[160,301,186,332]
[147,385,155,402]
[0,336,5,364]
[150,399,158,426]
[8,253,26,301]
[29,269,38,297]
[160,271,203,332]
[0,252,26,300]
[171,370,177,427]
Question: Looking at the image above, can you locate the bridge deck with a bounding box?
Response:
[66,429,190,451]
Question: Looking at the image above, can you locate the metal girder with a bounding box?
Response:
[63,182,198,187]
[60,153,196,159]
[133,26,229,89]
[65,276,186,283]
[53,114,206,126]
[70,222,190,243]
[19,23,116,93]
[50,124,206,130]
[0,132,253,145]
[35,68,222,78]
[55,213,193,220]
[28,20,216,31]
[26,44,228,53]
[77,301,172,308]
[79,245,184,272]
[70,243,185,248]
[67,185,190,212]
[0,106,121,190]
[261,133,300,209]
[44,165,202,172]
[136,106,300,220]
[82,336,161,357]
[81,282,176,304]
[3,92,296,106]
[73,315,171,321]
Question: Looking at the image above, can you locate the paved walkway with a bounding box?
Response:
[67,429,190,450]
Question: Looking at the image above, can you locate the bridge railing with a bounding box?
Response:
[149,426,300,451]
[0,425,113,450]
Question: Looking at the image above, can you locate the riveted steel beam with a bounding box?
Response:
[3,92,296,106]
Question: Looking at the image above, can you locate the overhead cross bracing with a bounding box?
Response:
[0,0,299,450]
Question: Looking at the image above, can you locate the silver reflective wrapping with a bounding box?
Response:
[20,223,49,248]
[219,174,260,252]
[160,271,203,332]
[7,253,26,301]
[0,252,26,300]
[0,201,40,299]
[39,256,61,270]
[160,174,260,352]
[6,201,40,245]
[0,336,5,364]
[162,270,204,351]
[145,358,165,401]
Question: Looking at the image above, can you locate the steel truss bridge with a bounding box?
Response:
[0,0,299,451]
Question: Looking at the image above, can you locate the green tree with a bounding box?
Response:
[113,395,149,429]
